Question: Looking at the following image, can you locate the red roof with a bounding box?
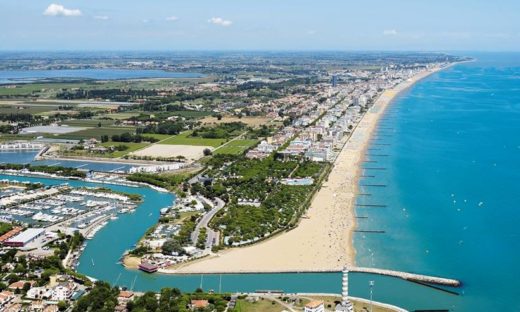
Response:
[191,300,209,308]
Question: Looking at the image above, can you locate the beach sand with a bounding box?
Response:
[173,68,443,274]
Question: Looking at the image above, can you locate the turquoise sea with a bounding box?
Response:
[1,53,518,311]
[355,52,520,311]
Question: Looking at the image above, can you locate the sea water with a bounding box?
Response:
[355,52,520,311]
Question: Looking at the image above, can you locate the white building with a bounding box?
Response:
[51,284,74,301]
[4,228,45,247]
[304,300,325,312]
[26,287,52,300]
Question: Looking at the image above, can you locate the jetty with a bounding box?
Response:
[349,267,460,287]
[170,267,461,287]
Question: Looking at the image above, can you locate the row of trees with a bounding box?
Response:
[73,283,229,312]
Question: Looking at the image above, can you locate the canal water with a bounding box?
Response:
[0,173,459,311]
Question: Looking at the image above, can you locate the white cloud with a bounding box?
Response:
[43,3,82,17]
[208,17,232,27]
[166,16,179,22]
[383,29,398,36]
[94,15,109,20]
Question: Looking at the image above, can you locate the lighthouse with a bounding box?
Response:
[335,267,354,312]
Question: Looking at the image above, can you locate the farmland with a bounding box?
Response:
[160,131,226,147]
[51,127,136,140]
[214,139,258,155]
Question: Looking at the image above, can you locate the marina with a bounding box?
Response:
[0,172,464,311]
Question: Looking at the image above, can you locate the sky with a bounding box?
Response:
[1,0,520,51]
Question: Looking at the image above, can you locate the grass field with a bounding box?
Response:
[0,77,215,97]
[100,142,149,157]
[166,110,213,118]
[201,116,273,127]
[0,82,93,96]
[160,131,225,147]
[214,139,258,155]
[0,104,58,115]
[100,112,142,120]
[140,133,175,141]
[62,119,117,127]
[0,134,37,141]
[52,127,136,140]
[232,299,285,312]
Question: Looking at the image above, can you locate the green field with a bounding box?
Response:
[100,142,149,157]
[52,127,136,140]
[62,119,117,127]
[231,299,285,312]
[100,112,141,120]
[214,139,258,155]
[140,133,175,141]
[161,131,225,147]
[61,141,149,158]
[0,76,215,97]
[0,82,93,96]
[0,104,58,115]
[166,110,213,118]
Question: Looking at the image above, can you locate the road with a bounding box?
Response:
[190,197,225,249]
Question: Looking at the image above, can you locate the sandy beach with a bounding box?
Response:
[171,67,444,274]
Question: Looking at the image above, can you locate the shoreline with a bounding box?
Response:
[169,65,450,274]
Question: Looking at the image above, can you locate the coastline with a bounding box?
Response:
[170,66,449,274]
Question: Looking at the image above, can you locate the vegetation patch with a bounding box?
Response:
[161,131,226,147]
[214,139,258,155]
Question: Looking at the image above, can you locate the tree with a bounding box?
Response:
[203,148,212,156]
[97,122,102,128]
[101,135,109,143]
[22,282,31,293]
[73,281,119,312]
[161,239,183,255]
[57,300,68,311]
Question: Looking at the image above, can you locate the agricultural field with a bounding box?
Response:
[201,116,273,127]
[51,126,136,140]
[166,110,213,118]
[61,119,117,127]
[99,112,141,120]
[214,139,258,155]
[0,103,58,115]
[139,133,175,141]
[100,142,149,158]
[130,144,210,161]
[0,82,93,97]
[161,131,226,147]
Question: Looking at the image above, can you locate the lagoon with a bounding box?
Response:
[0,69,204,84]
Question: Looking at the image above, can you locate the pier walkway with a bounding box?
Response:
[348,266,460,287]
[171,266,460,287]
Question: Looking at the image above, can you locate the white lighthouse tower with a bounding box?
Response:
[335,267,354,312]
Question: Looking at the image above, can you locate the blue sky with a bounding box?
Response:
[1,0,520,51]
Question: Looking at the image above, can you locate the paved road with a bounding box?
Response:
[191,197,225,249]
